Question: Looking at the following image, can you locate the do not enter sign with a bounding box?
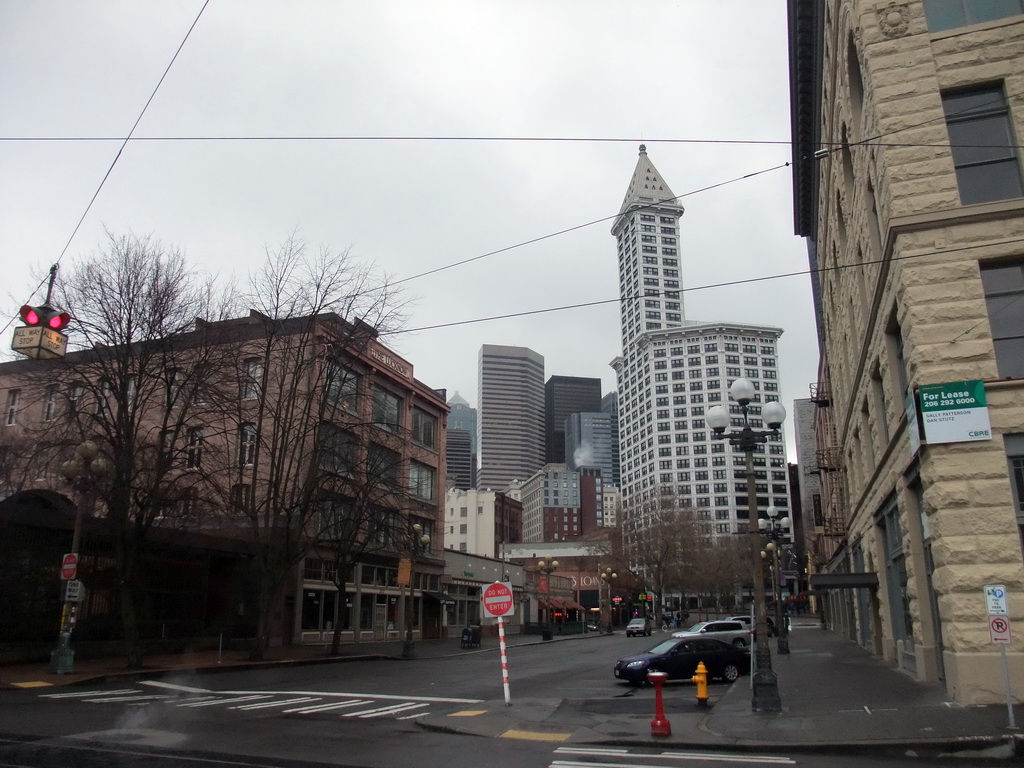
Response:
[61,553,78,581]
[482,581,514,618]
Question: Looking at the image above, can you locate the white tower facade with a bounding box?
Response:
[611,146,791,545]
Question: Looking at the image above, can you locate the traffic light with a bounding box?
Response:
[20,304,70,331]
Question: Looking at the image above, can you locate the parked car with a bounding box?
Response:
[730,614,777,637]
[626,617,653,637]
[614,637,750,684]
[672,619,751,647]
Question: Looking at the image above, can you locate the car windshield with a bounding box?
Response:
[628,619,645,626]
[645,639,679,654]
[685,622,707,632]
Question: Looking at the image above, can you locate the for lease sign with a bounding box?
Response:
[919,380,991,445]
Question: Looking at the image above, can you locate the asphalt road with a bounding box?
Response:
[0,635,962,768]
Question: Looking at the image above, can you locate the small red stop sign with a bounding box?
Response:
[61,553,78,580]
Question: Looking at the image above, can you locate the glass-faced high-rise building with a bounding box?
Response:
[477,344,545,491]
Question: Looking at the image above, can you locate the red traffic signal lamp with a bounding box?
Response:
[20,304,70,331]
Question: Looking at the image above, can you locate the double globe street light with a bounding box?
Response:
[706,377,787,713]
[401,522,430,660]
[760,506,791,655]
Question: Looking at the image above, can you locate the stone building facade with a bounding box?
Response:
[789,0,1024,704]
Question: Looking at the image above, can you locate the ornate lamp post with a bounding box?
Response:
[760,506,791,655]
[536,556,558,639]
[401,522,430,659]
[706,377,787,712]
[51,440,113,674]
[599,568,618,634]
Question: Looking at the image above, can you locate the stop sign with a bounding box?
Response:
[61,553,78,581]
[482,581,514,617]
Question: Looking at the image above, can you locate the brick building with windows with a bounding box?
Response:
[0,310,448,648]
[789,0,1024,704]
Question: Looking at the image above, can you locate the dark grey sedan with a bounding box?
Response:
[614,636,751,684]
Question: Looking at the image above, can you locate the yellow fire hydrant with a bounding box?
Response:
[692,661,709,707]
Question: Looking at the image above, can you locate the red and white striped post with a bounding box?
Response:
[482,582,515,707]
[497,616,511,706]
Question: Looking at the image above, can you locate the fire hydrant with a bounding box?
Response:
[647,670,671,737]
[692,661,709,707]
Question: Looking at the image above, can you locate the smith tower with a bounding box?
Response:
[610,146,790,547]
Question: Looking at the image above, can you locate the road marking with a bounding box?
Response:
[283,699,371,714]
[232,696,321,710]
[448,709,488,717]
[554,745,796,763]
[41,689,139,698]
[11,681,52,688]
[344,701,428,718]
[501,728,572,742]
[83,694,171,703]
[177,694,273,708]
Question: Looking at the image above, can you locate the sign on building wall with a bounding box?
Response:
[919,380,992,445]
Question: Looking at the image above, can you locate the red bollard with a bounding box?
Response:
[647,670,671,737]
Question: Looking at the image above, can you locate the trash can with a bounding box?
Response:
[542,628,552,641]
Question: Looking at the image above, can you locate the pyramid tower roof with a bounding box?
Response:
[618,144,679,215]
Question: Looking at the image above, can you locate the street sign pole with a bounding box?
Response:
[482,582,514,706]
[984,585,1017,730]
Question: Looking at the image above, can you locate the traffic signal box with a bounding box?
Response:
[11,304,70,359]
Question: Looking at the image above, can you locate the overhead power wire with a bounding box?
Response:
[394,161,792,285]
[381,236,1024,337]
[1,0,211,341]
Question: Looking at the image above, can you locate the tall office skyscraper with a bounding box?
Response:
[565,411,620,488]
[544,375,602,463]
[477,344,545,491]
[447,392,477,453]
[611,146,790,545]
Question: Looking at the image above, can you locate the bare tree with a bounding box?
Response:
[626,489,706,623]
[204,235,408,660]
[31,231,227,668]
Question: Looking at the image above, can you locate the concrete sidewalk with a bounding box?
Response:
[2,622,1021,759]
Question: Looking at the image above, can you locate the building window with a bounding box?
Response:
[1006,435,1024,551]
[924,0,1024,31]
[319,423,357,477]
[981,261,1024,378]
[186,427,203,469]
[3,389,20,426]
[372,387,402,432]
[412,408,437,449]
[410,461,436,501]
[243,358,263,400]
[43,385,59,421]
[942,86,1023,205]
[369,443,401,490]
[239,423,257,467]
[325,362,359,413]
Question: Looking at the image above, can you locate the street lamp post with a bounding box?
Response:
[401,522,430,660]
[536,556,558,640]
[599,568,618,634]
[707,378,787,712]
[51,440,113,674]
[760,506,791,655]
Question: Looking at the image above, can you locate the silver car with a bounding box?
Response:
[672,619,751,647]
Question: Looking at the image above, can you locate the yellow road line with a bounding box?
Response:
[11,681,53,688]
[499,728,571,742]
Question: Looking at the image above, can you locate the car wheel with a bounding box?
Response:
[732,637,748,647]
[721,663,740,683]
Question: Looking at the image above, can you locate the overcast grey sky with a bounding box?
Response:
[1,1,818,455]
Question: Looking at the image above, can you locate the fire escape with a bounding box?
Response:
[808,379,847,569]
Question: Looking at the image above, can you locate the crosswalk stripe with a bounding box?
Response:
[284,699,371,714]
[41,689,138,698]
[232,696,320,711]
[178,694,273,708]
[83,694,170,703]
[347,701,429,718]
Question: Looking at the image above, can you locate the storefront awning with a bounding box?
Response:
[809,572,879,590]
[565,600,586,611]
[424,591,456,605]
